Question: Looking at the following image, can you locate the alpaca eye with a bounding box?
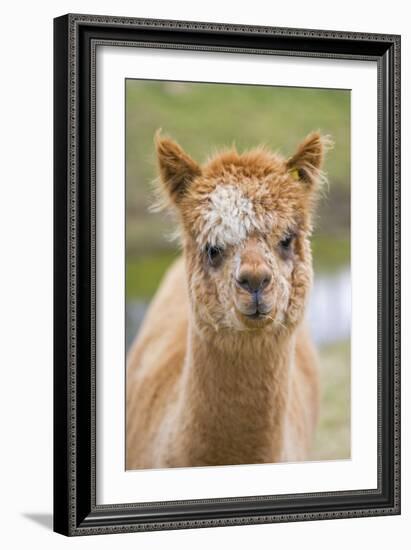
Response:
[279,234,295,259]
[205,244,224,267]
[280,235,293,249]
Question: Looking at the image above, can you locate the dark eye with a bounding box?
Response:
[205,244,224,267]
[279,234,295,258]
[280,235,293,249]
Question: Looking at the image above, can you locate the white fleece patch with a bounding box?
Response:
[199,184,271,248]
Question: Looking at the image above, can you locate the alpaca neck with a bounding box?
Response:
[175,319,294,466]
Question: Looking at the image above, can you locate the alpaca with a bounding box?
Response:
[126,131,329,469]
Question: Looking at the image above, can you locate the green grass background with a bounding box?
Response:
[126,80,351,461]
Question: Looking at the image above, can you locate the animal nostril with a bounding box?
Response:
[236,277,250,291]
[261,275,271,289]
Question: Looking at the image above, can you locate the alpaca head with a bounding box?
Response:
[154,131,330,333]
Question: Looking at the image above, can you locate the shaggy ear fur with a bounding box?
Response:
[155,131,201,204]
[286,132,332,186]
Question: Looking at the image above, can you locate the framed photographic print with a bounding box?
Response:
[53,14,401,536]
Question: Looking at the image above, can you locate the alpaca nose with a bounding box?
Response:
[236,265,272,294]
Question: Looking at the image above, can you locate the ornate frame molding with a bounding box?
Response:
[54,13,401,536]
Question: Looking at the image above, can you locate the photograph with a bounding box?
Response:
[125,80,351,470]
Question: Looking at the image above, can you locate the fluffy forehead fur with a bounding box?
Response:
[154,132,330,247]
[184,149,311,249]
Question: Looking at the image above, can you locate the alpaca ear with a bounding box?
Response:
[155,131,201,204]
[286,132,332,187]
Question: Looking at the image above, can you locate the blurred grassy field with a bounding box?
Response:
[126,80,350,272]
[311,340,351,460]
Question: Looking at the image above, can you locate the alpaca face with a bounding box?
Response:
[155,131,329,332]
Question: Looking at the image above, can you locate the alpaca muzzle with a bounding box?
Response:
[236,290,273,318]
[234,248,274,319]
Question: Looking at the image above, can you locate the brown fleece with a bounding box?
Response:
[126,131,329,469]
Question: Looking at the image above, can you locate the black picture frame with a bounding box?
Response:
[53,13,401,536]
